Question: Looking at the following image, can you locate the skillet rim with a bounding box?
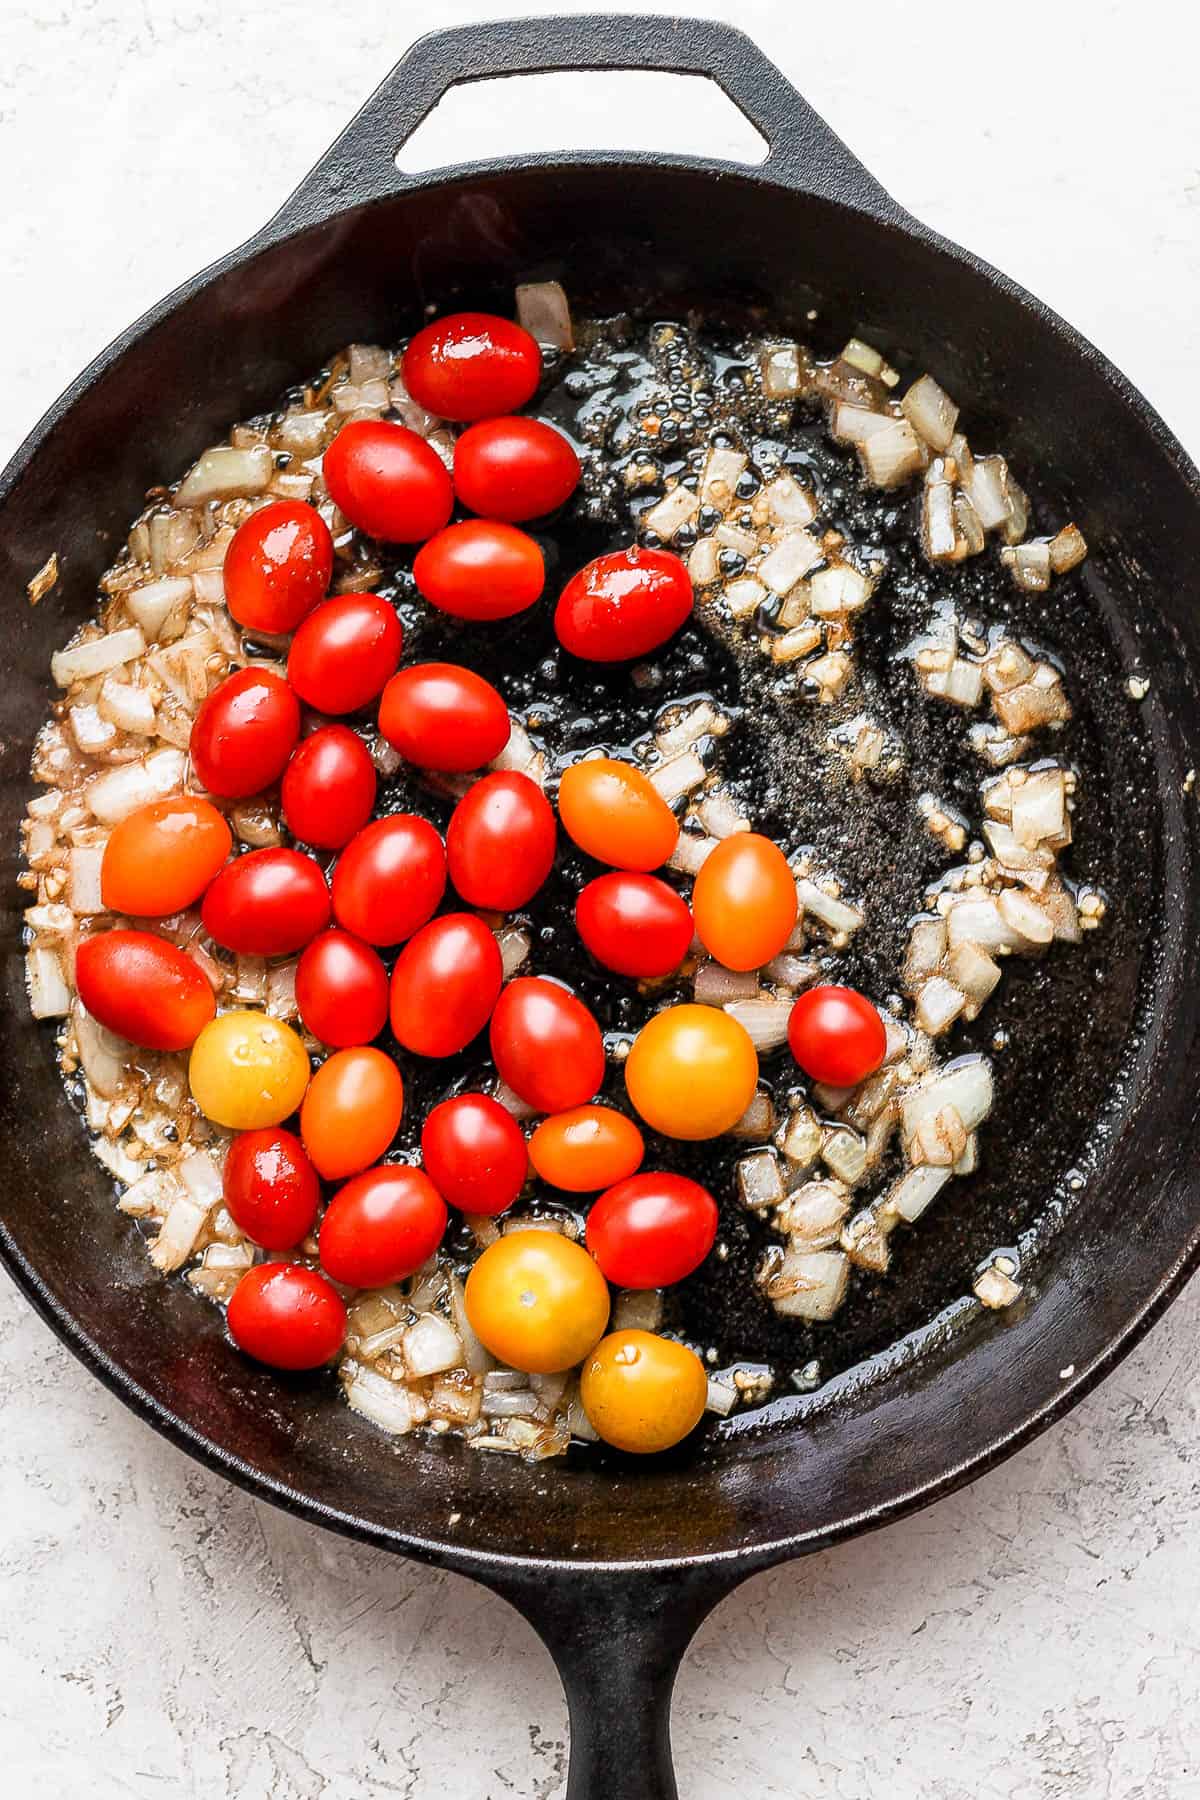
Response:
[3,155,1199,1579]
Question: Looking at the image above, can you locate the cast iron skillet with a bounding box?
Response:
[2,17,1199,1797]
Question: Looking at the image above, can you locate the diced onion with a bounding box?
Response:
[124,577,193,642]
[515,281,574,351]
[902,1056,993,1146]
[724,997,792,1052]
[27,946,71,1019]
[52,627,146,688]
[175,444,273,506]
[87,749,186,824]
[765,1248,850,1320]
[403,1312,463,1378]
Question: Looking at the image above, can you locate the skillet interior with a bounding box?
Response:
[2,163,1199,1569]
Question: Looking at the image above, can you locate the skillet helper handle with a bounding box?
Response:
[267,13,895,234]
[486,1561,744,1800]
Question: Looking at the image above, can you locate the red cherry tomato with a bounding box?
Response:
[691,833,798,973]
[223,500,333,635]
[281,725,377,850]
[555,547,693,662]
[331,815,446,947]
[787,985,887,1087]
[446,772,556,911]
[322,419,453,542]
[319,1165,448,1288]
[453,417,580,521]
[295,929,389,1048]
[201,848,331,955]
[75,929,215,1051]
[421,1094,528,1216]
[227,1263,346,1370]
[101,797,231,917]
[190,667,300,799]
[378,663,511,773]
[413,520,544,622]
[222,1128,320,1250]
[575,873,692,978]
[402,311,541,422]
[389,913,503,1057]
[586,1172,719,1289]
[287,594,403,715]
[489,977,605,1114]
[300,1046,404,1180]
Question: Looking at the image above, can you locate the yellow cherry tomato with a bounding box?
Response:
[580,1329,708,1453]
[464,1230,610,1374]
[557,758,678,871]
[624,1003,758,1140]
[691,832,798,972]
[529,1104,645,1193]
[189,1010,310,1130]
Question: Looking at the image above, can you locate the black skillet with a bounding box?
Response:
[2,17,1199,1798]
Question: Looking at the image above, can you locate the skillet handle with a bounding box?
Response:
[483,1561,746,1800]
[267,14,895,233]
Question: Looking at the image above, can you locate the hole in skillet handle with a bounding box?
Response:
[396,69,770,173]
[263,14,902,238]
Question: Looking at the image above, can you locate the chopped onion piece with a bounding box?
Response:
[904,916,947,988]
[688,537,721,587]
[766,1248,850,1321]
[149,1191,210,1272]
[830,402,891,445]
[69,845,106,915]
[27,946,70,1019]
[705,1378,737,1417]
[997,888,1054,946]
[612,1289,664,1334]
[760,342,804,399]
[699,447,748,509]
[914,976,966,1036]
[714,520,757,558]
[649,750,705,803]
[496,926,531,979]
[88,749,186,824]
[696,789,748,838]
[924,657,984,708]
[1048,523,1087,573]
[779,1106,822,1170]
[656,700,726,759]
[974,1262,1023,1308]
[770,624,822,664]
[778,1179,849,1247]
[516,281,574,351]
[821,1126,868,1186]
[1011,767,1068,848]
[758,529,822,595]
[694,961,758,1005]
[808,651,852,701]
[763,952,818,990]
[74,1003,131,1097]
[643,485,701,541]
[901,374,959,452]
[945,894,1023,952]
[737,1150,785,1211]
[808,564,872,617]
[179,1148,223,1209]
[1001,541,1052,593]
[902,1056,993,1149]
[52,626,146,688]
[761,475,816,529]
[667,831,717,875]
[493,1080,536,1120]
[724,997,792,1052]
[795,878,864,936]
[859,416,927,488]
[175,444,273,506]
[403,1312,463,1378]
[909,1102,968,1168]
[730,1088,776,1141]
[723,576,767,620]
[885,1163,952,1224]
[344,1364,424,1435]
[947,940,1001,1007]
[98,677,157,735]
[118,1168,178,1220]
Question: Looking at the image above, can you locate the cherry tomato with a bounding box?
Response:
[529,1105,644,1193]
[281,725,377,849]
[625,1004,758,1140]
[222,1127,320,1250]
[575,872,692,977]
[402,311,541,422]
[587,1173,718,1289]
[300,1045,404,1180]
[787,985,887,1087]
[331,815,446,946]
[453,416,580,521]
[287,594,403,715]
[201,847,331,955]
[100,797,231,917]
[295,929,389,1047]
[319,1165,447,1288]
[557,759,678,871]
[464,1231,610,1374]
[190,667,300,800]
[413,520,544,622]
[189,1011,310,1129]
[223,500,333,635]
[580,1330,707,1454]
[227,1263,346,1370]
[691,833,798,973]
[379,662,512,773]
[555,547,693,662]
[420,1094,528,1217]
[489,977,605,1114]
[446,772,556,910]
[76,929,215,1051]
[389,913,502,1057]
[322,419,453,542]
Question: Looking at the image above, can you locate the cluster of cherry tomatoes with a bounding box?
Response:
[75,309,888,1455]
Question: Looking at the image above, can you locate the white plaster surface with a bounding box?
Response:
[2,2,1199,1794]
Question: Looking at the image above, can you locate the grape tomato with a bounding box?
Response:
[464,1231,610,1375]
[281,725,377,850]
[300,1045,405,1181]
[402,311,541,421]
[390,913,503,1058]
[557,758,678,871]
[528,1105,644,1193]
[295,929,389,1048]
[691,833,798,973]
[787,985,887,1087]
[319,1165,447,1289]
[420,1094,528,1217]
[100,797,231,917]
[453,416,580,521]
[446,772,555,911]
[586,1172,718,1288]
[223,500,332,635]
[489,977,606,1114]
[575,872,692,977]
[201,847,331,956]
[287,593,403,715]
[331,815,446,947]
[189,1011,310,1131]
[378,663,511,773]
[227,1264,346,1371]
[322,420,453,543]
[222,1128,320,1251]
[190,667,299,800]
[555,547,693,662]
[76,929,215,1051]
[413,520,544,622]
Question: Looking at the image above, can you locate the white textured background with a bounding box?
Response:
[3,3,1199,1795]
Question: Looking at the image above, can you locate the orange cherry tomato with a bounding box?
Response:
[625,1004,758,1140]
[557,758,678,871]
[464,1231,610,1374]
[529,1105,644,1193]
[691,833,798,972]
[100,797,231,917]
[580,1330,707,1454]
[300,1046,404,1181]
